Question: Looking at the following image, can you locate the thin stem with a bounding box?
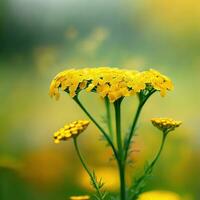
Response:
[124,102,143,161]
[114,99,123,156]
[73,137,104,200]
[124,90,156,161]
[104,97,114,140]
[73,137,92,176]
[130,132,167,200]
[114,98,126,200]
[150,132,167,167]
[73,96,119,161]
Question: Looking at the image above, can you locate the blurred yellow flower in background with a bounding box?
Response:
[138,190,181,200]
[79,167,119,191]
[70,195,90,200]
[20,149,67,188]
[126,0,200,35]
[78,27,109,53]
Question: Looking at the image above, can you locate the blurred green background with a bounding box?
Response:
[0,0,200,199]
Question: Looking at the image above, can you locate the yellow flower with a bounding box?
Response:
[53,120,90,144]
[49,67,173,102]
[138,190,181,200]
[151,117,182,133]
[70,195,90,200]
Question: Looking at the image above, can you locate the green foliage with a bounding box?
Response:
[89,170,107,200]
[128,162,153,200]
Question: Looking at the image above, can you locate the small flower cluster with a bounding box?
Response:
[53,120,90,144]
[70,196,90,200]
[49,67,173,102]
[151,118,182,133]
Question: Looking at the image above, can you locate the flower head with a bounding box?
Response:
[49,67,173,102]
[138,190,181,200]
[70,196,90,200]
[53,120,90,144]
[151,118,182,133]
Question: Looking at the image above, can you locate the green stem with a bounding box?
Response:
[124,90,156,161]
[105,97,114,140]
[114,99,123,156]
[124,102,143,161]
[73,137,104,200]
[118,163,126,200]
[150,132,167,167]
[73,96,118,161]
[73,137,92,176]
[114,98,126,200]
[130,132,167,200]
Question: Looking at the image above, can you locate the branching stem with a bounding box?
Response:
[73,137,104,200]
[124,102,143,161]
[124,90,156,161]
[73,96,119,161]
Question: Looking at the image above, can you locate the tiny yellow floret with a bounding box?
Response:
[151,118,182,133]
[49,67,173,103]
[70,195,90,200]
[53,120,90,143]
[138,190,181,200]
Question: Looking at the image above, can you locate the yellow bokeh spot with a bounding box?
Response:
[138,190,181,200]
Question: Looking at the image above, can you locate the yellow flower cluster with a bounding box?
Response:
[70,196,90,200]
[151,118,182,133]
[138,190,181,200]
[49,67,173,102]
[53,120,90,144]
